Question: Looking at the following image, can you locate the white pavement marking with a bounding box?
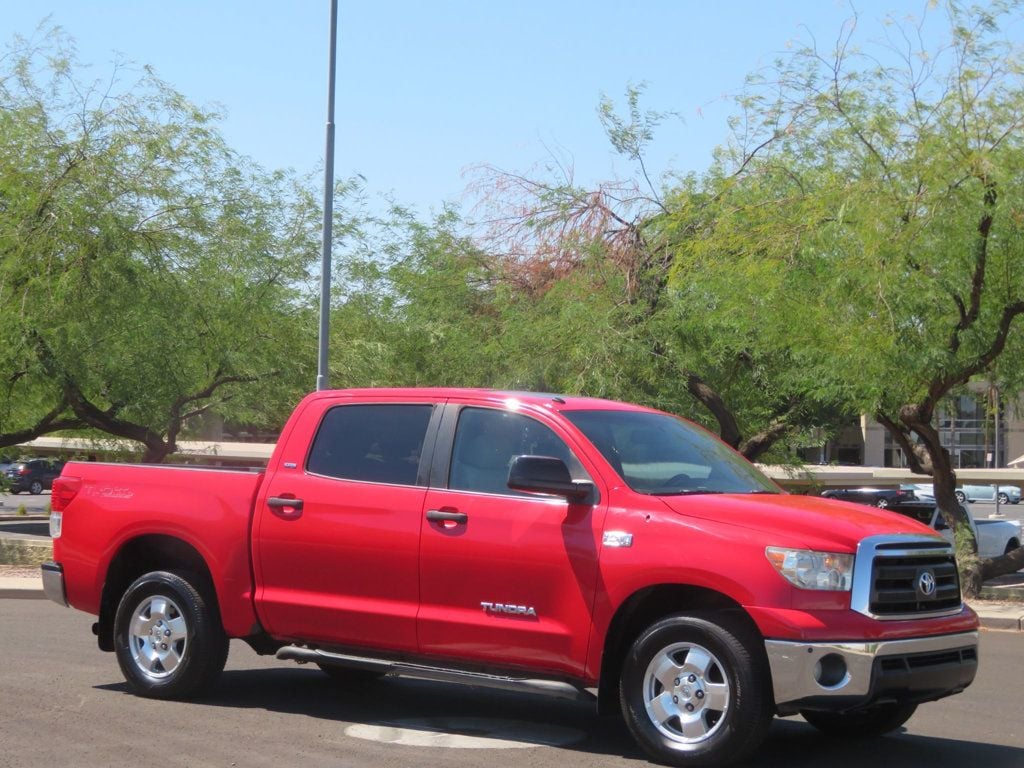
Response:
[344,717,584,749]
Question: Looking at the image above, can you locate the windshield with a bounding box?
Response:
[565,409,780,496]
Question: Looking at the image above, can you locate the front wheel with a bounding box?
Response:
[620,612,772,767]
[800,702,917,738]
[113,570,229,699]
[875,498,889,508]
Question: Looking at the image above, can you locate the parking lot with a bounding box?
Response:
[0,491,50,516]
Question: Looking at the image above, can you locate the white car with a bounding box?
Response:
[892,503,1021,558]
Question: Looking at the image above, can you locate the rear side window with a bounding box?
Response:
[307,404,433,486]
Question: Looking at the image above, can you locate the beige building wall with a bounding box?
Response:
[862,415,886,466]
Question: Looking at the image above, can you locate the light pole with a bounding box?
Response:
[316,0,338,391]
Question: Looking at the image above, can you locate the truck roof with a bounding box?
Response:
[303,387,657,413]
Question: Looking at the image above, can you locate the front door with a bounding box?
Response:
[417,405,606,677]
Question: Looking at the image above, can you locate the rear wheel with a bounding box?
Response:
[875,498,889,508]
[998,492,1009,505]
[113,570,229,699]
[29,480,43,495]
[955,490,967,504]
[620,612,772,767]
[1005,539,1020,555]
[800,702,917,738]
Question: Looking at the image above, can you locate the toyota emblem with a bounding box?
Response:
[917,570,937,598]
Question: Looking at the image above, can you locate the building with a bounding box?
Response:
[803,385,1024,469]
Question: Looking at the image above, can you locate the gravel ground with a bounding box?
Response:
[0,564,42,578]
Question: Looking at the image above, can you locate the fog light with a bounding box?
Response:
[813,653,848,688]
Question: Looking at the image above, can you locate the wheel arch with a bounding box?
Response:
[97,535,217,652]
[595,583,763,715]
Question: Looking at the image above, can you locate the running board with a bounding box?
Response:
[276,646,595,703]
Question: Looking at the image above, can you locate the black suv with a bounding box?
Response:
[5,459,63,495]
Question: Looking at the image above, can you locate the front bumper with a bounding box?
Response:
[766,631,978,713]
[40,562,68,607]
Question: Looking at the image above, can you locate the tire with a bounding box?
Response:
[998,493,1009,505]
[1005,539,1020,555]
[955,491,966,504]
[875,498,889,508]
[29,481,43,495]
[619,612,773,767]
[800,702,917,738]
[317,663,384,683]
[113,570,229,699]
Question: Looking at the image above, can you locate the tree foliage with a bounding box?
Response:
[689,0,1024,591]
[0,29,319,460]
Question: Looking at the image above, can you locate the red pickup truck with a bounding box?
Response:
[42,388,978,767]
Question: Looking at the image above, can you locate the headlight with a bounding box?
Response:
[765,547,853,591]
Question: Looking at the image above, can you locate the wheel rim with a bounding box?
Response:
[642,642,731,745]
[876,498,888,508]
[127,594,189,680]
[30,482,42,494]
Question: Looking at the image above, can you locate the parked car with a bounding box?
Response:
[5,458,62,494]
[886,500,1021,558]
[819,486,916,508]
[956,483,1021,505]
[42,388,979,767]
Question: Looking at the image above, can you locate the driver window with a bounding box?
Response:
[448,407,587,496]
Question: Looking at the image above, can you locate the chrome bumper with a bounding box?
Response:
[766,631,978,708]
[40,562,68,607]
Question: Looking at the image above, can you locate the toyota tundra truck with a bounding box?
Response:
[41,388,979,767]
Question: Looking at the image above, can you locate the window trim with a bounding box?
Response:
[304,402,441,488]
[436,403,596,501]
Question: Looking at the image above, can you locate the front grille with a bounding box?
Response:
[850,536,965,620]
[869,548,961,617]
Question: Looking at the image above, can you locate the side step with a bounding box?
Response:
[276,646,595,703]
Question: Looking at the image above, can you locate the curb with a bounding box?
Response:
[0,582,46,600]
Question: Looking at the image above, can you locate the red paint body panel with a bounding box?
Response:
[51,387,980,689]
[52,463,262,637]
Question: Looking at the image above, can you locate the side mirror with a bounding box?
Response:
[507,455,594,502]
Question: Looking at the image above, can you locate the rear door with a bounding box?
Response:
[417,403,607,677]
[254,397,440,651]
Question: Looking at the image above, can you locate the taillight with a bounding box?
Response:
[18,466,30,476]
[51,476,81,512]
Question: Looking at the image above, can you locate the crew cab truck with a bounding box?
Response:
[42,389,979,767]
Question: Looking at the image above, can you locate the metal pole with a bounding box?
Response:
[316,0,338,391]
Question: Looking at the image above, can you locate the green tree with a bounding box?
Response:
[0,30,319,460]
[693,1,1024,592]
[465,94,859,460]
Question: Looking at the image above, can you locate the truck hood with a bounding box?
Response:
[654,492,939,552]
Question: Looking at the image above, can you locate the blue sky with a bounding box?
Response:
[5,2,1017,216]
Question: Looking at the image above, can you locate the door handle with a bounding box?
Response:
[267,496,304,519]
[426,509,468,524]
